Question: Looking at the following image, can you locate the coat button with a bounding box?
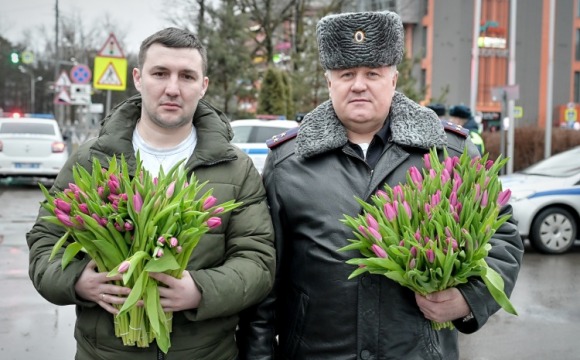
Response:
[360,349,371,359]
[361,275,371,286]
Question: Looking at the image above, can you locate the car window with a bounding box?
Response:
[522,147,580,177]
[253,127,291,143]
[0,122,56,136]
[231,126,252,143]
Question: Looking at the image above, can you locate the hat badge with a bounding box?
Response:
[354,30,366,43]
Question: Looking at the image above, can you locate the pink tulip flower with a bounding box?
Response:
[78,203,89,214]
[55,208,74,227]
[371,244,387,258]
[166,181,176,198]
[423,153,431,169]
[118,260,131,273]
[368,228,382,242]
[366,214,379,232]
[203,196,217,210]
[497,189,511,207]
[133,192,143,213]
[207,217,222,229]
[54,198,71,214]
[169,237,179,248]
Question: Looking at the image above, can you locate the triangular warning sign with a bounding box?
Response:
[97,33,125,58]
[54,88,71,105]
[55,70,71,87]
[97,63,123,86]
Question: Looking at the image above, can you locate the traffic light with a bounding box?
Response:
[10,51,19,64]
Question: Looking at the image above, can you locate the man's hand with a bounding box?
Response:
[148,271,201,312]
[74,260,132,315]
[415,288,471,323]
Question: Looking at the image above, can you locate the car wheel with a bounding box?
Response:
[529,207,577,254]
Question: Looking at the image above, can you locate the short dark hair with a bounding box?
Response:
[138,27,207,75]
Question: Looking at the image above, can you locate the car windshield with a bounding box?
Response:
[232,126,291,143]
[520,146,580,177]
[0,122,56,135]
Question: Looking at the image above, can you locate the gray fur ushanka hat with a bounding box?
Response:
[316,11,404,70]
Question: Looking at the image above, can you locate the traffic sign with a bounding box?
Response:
[55,70,72,88]
[93,57,127,91]
[21,51,34,64]
[97,33,125,58]
[513,106,523,119]
[94,33,127,91]
[70,64,92,84]
[71,84,92,105]
[54,88,71,105]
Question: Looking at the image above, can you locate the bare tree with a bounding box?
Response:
[237,0,297,65]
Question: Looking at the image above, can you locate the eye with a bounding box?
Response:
[181,73,195,81]
[340,72,354,79]
[152,71,166,78]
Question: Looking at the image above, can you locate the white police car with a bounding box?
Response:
[231,119,299,174]
[0,114,68,179]
[500,146,580,254]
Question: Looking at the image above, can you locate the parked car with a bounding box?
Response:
[499,146,580,254]
[230,119,299,174]
[0,115,68,179]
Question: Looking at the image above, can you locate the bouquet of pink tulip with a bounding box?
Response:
[39,154,240,353]
[339,147,517,330]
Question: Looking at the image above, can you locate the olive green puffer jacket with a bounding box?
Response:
[27,95,276,360]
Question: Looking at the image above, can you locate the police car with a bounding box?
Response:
[0,114,68,179]
[230,119,299,174]
[500,146,580,254]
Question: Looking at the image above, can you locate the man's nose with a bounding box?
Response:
[351,74,367,91]
[165,75,180,95]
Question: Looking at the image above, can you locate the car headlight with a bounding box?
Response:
[509,190,536,202]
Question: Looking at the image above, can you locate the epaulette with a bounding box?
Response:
[441,120,469,138]
[266,126,299,149]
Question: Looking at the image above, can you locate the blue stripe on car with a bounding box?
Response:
[242,148,269,154]
[529,187,580,199]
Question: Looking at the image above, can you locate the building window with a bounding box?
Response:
[577,29,580,61]
[574,72,580,103]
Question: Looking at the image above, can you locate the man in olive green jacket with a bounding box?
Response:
[27,28,275,360]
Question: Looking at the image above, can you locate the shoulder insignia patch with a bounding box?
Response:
[266,126,299,149]
[441,120,469,138]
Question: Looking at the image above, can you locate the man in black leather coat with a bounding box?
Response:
[237,10,523,360]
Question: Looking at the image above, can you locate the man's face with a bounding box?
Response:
[326,66,397,139]
[133,43,208,129]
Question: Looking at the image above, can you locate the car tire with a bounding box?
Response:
[529,207,577,254]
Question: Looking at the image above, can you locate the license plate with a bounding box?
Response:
[15,163,40,169]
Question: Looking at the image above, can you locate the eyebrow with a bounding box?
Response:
[149,65,199,76]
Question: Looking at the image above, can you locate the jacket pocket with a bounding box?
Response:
[418,318,444,360]
[279,286,309,359]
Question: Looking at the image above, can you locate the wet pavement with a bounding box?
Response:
[1,180,579,360]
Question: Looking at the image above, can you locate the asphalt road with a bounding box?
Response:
[1,180,579,360]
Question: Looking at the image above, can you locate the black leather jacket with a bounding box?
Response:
[237,93,524,360]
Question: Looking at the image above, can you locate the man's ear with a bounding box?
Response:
[392,70,399,87]
[133,68,142,92]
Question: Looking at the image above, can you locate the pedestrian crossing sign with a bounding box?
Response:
[93,57,127,91]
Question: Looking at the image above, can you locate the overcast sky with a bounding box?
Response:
[2,0,170,54]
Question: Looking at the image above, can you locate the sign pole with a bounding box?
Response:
[106,90,112,116]
[506,0,517,174]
